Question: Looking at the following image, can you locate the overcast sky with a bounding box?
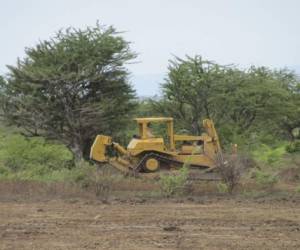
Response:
[1,0,299,95]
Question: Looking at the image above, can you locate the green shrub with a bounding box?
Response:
[0,132,85,183]
[62,167,88,184]
[46,160,93,186]
[0,165,11,177]
[0,133,113,196]
[252,144,286,167]
[159,167,189,197]
[253,169,278,187]
[0,134,73,172]
[0,158,96,185]
[217,182,229,193]
[0,164,69,182]
[286,140,300,153]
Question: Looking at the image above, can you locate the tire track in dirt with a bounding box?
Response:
[0,199,300,249]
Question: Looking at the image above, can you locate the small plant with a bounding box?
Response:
[252,144,286,167]
[216,153,242,194]
[286,140,300,154]
[68,161,115,198]
[159,166,189,197]
[296,186,300,193]
[253,169,278,188]
[217,182,229,193]
[89,165,116,199]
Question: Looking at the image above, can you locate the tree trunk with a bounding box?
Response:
[191,117,201,135]
[70,143,84,162]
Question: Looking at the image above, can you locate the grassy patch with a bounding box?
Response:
[159,167,189,197]
[252,169,278,188]
[0,133,72,172]
[252,143,287,168]
[217,182,229,193]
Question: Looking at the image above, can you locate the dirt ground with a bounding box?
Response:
[1,196,300,250]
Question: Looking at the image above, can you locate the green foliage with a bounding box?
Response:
[151,55,300,146]
[0,130,78,182]
[153,56,227,135]
[217,182,229,193]
[0,134,117,198]
[286,140,300,153]
[253,169,278,187]
[0,134,73,172]
[296,186,300,193]
[252,144,286,167]
[1,23,137,160]
[159,167,189,197]
[0,149,93,184]
[0,75,5,89]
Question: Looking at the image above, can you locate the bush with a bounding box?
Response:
[159,167,189,197]
[0,133,86,183]
[0,134,73,172]
[88,165,118,198]
[252,144,286,167]
[217,182,229,193]
[253,169,278,188]
[0,164,82,182]
[286,140,300,153]
[216,154,242,194]
[0,131,117,198]
[65,161,120,198]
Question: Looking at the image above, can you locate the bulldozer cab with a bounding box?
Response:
[134,117,175,150]
[133,117,221,155]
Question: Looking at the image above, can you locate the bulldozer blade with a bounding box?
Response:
[90,135,112,162]
[108,158,136,175]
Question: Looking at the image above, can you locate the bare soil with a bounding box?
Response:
[1,195,300,250]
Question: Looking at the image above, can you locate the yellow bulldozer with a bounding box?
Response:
[90,117,225,179]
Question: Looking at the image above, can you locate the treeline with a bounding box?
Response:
[0,23,299,163]
[150,56,300,149]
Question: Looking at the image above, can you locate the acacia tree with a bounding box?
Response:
[219,67,300,142]
[279,74,300,140]
[153,55,300,144]
[153,56,227,135]
[0,24,137,160]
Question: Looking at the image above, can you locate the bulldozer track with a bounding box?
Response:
[134,152,180,172]
[132,152,221,181]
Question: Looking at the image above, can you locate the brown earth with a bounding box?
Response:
[1,195,300,250]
